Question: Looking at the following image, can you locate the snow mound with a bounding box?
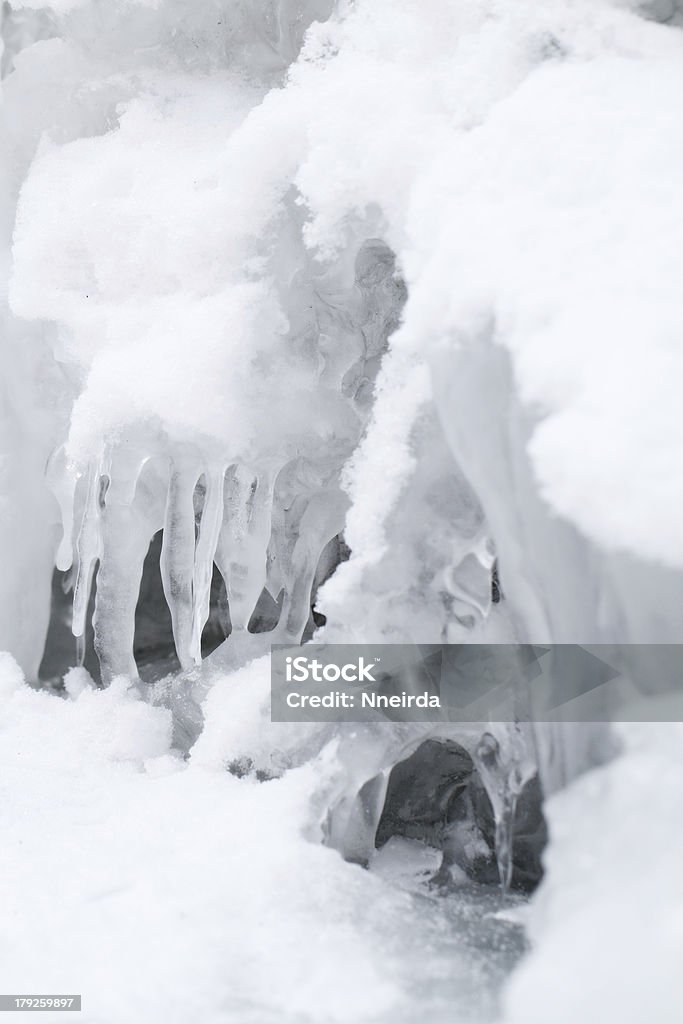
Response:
[502,723,683,1024]
[0,653,520,1024]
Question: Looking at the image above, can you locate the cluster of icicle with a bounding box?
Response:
[47,239,407,682]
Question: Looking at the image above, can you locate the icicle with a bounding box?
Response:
[189,466,225,664]
[338,772,389,868]
[215,461,279,633]
[473,725,536,896]
[75,633,86,669]
[45,446,78,572]
[92,448,159,681]
[276,482,346,643]
[71,462,102,655]
[265,504,284,603]
[159,455,200,671]
[56,234,410,680]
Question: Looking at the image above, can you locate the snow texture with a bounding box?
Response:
[1,1,683,1022]
[0,655,523,1024]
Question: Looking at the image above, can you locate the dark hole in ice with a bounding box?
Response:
[302,533,350,641]
[134,531,177,674]
[374,738,547,893]
[491,560,502,604]
[39,566,100,686]
[246,587,283,634]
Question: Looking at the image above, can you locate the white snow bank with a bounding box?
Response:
[191,655,327,773]
[0,657,396,1023]
[502,722,683,1024]
[286,0,683,569]
[0,654,516,1023]
[0,656,172,766]
[9,79,282,464]
[12,0,683,572]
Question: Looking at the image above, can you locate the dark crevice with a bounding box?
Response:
[374,738,547,894]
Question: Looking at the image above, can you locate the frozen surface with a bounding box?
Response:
[0,656,526,1024]
[2,654,682,1024]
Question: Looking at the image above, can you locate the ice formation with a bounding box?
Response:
[4,0,683,672]
[2,1,683,1021]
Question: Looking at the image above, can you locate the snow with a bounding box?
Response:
[9,80,280,463]
[3,652,681,1024]
[2,2,683,1022]
[300,0,683,646]
[502,723,683,1024]
[288,0,683,569]
[0,659,397,1024]
[0,654,521,1024]
[7,0,683,679]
